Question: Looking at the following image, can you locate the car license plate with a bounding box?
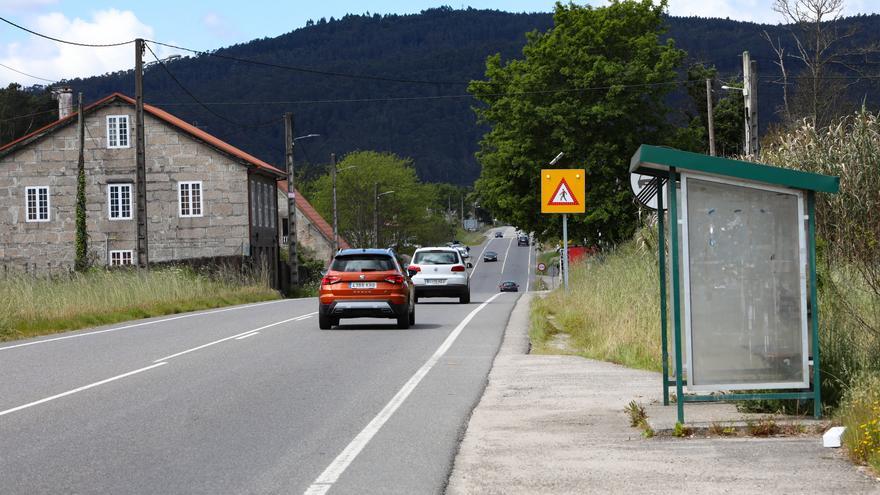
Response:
[349,282,377,289]
[425,279,446,285]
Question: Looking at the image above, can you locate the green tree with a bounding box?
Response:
[0,84,56,146]
[304,151,451,250]
[469,0,684,245]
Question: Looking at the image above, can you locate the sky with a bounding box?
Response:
[1,0,879,86]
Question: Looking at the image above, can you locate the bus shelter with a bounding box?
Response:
[629,145,839,424]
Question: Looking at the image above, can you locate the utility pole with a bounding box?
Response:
[134,38,148,269]
[285,112,299,290]
[742,51,759,156]
[373,182,380,248]
[460,193,464,230]
[706,78,716,157]
[74,92,88,271]
[331,153,338,254]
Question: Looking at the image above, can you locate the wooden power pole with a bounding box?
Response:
[135,38,148,268]
[331,153,338,254]
[742,51,759,156]
[285,112,299,289]
[706,78,716,156]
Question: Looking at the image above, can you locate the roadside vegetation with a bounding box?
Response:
[530,231,660,371]
[454,226,488,247]
[0,267,279,341]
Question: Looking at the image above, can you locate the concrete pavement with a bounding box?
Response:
[447,293,880,494]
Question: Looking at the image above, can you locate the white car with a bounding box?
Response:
[407,247,471,303]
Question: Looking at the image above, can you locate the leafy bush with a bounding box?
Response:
[839,372,880,473]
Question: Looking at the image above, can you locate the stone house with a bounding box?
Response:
[277,180,349,263]
[0,92,339,279]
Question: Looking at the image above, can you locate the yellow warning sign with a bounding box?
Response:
[541,169,585,213]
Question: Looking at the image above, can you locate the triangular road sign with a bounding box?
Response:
[547,178,580,206]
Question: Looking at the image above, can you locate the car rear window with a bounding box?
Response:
[413,251,460,265]
[331,255,396,272]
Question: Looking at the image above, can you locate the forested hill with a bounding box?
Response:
[53,8,880,184]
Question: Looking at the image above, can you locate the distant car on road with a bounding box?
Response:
[499,281,519,292]
[517,235,530,247]
[318,248,415,330]
[408,247,471,303]
[483,251,498,262]
[494,231,503,238]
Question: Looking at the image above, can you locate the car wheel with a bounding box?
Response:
[319,314,332,330]
[460,291,470,304]
[397,311,411,329]
[408,304,415,325]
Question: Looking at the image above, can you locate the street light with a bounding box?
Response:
[330,153,356,254]
[374,183,395,248]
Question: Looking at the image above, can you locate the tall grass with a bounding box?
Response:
[531,235,661,371]
[0,267,279,341]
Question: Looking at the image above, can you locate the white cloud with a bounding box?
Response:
[0,9,174,86]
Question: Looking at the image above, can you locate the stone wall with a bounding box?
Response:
[0,102,252,274]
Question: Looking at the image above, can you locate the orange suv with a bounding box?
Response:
[318,248,415,329]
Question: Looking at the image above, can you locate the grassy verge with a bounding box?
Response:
[838,373,880,474]
[455,226,488,247]
[0,267,280,341]
[530,236,661,371]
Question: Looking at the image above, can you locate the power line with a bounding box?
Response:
[0,62,57,83]
[0,16,133,47]
[0,107,58,124]
[146,39,471,86]
[146,80,688,107]
[144,42,281,130]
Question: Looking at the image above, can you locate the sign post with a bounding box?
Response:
[541,168,585,290]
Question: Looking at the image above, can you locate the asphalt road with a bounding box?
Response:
[0,226,533,495]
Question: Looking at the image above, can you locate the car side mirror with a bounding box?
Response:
[467,262,473,269]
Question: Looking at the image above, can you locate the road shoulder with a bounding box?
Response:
[446,293,880,494]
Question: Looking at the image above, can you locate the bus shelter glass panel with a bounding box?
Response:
[682,175,809,391]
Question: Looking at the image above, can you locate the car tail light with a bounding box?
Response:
[451,265,466,272]
[384,274,405,284]
[321,275,342,285]
[407,265,421,273]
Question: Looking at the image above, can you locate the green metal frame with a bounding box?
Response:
[652,161,829,424]
[631,145,839,194]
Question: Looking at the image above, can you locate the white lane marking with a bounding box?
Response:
[304,292,504,494]
[500,237,514,274]
[295,312,317,320]
[526,241,533,292]
[468,238,493,278]
[235,332,259,340]
[0,362,167,418]
[0,299,291,352]
[153,314,306,362]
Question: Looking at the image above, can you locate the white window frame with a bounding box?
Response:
[109,250,134,266]
[25,186,50,222]
[179,181,203,218]
[106,115,130,149]
[107,183,133,220]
